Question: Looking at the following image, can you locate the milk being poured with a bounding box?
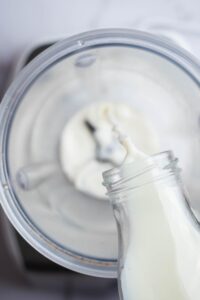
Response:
[60,102,158,199]
[119,168,200,300]
[103,107,200,300]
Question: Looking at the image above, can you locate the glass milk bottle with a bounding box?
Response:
[103,151,200,300]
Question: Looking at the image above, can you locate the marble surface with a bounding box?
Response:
[1,0,200,95]
[1,0,200,97]
[1,0,200,64]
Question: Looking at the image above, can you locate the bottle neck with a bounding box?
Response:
[103,151,180,203]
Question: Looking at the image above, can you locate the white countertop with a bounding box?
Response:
[1,0,200,66]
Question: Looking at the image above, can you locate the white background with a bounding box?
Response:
[1,0,200,95]
[1,0,200,64]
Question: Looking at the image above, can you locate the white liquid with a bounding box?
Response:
[121,179,200,300]
[60,102,158,199]
[98,111,200,299]
[115,138,200,299]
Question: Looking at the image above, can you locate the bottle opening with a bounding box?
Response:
[103,151,180,202]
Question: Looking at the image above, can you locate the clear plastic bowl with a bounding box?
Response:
[1,29,200,278]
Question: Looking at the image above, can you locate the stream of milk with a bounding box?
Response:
[60,101,158,199]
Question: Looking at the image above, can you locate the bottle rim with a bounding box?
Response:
[103,151,179,202]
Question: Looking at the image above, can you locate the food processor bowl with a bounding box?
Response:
[1,29,200,278]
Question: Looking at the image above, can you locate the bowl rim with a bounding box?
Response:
[1,28,200,278]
